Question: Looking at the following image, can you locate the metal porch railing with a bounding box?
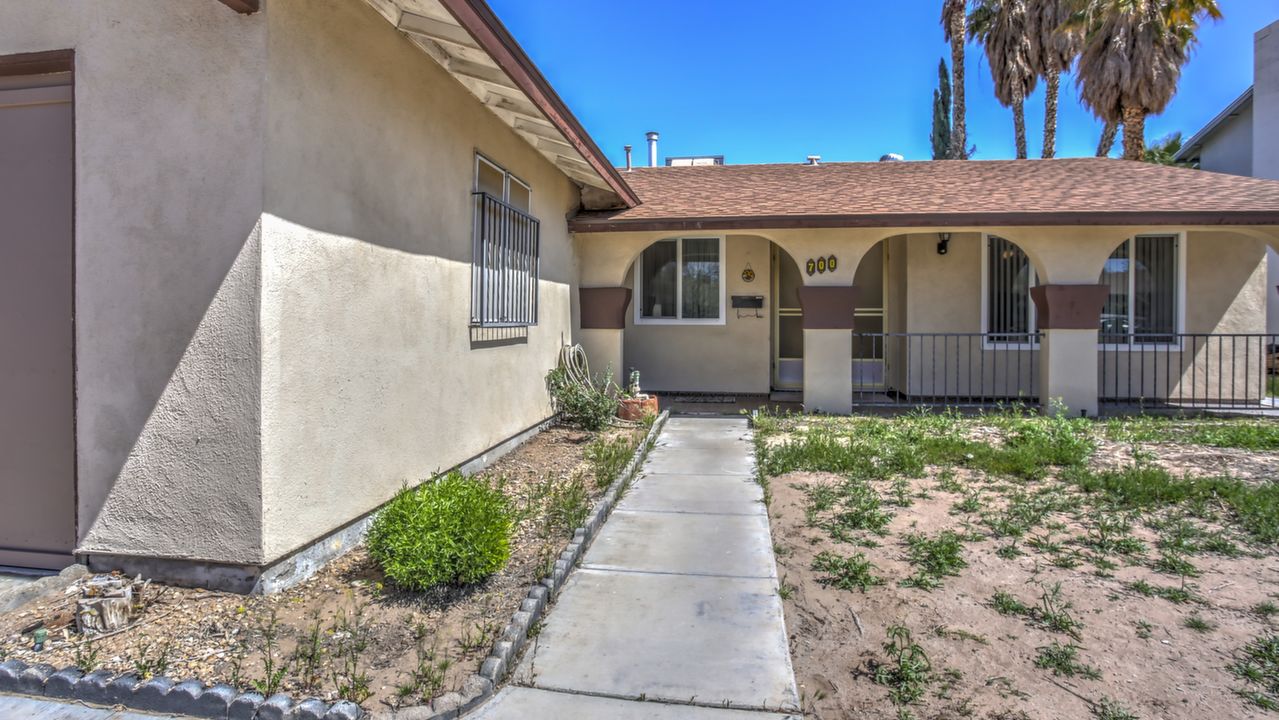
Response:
[1100,334,1278,411]
[851,333,1041,408]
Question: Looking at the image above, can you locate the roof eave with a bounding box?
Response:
[1174,87,1254,163]
[569,210,1279,234]
[435,0,640,207]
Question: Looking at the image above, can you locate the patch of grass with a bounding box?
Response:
[873,625,933,707]
[584,435,635,489]
[1134,620,1155,639]
[368,472,513,590]
[1254,601,1279,620]
[1183,613,1216,633]
[1084,511,1146,557]
[1092,697,1139,720]
[805,477,893,542]
[812,551,884,592]
[543,473,591,538]
[990,584,1083,639]
[1230,634,1279,711]
[991,591,1030,617]
[1187,422,1279,452]
[1124,579,1199,605]
[777,576,797,600]
[901,531,967,590]
[1152,550,1200,578]
[1034,642,1101,679]
[1065,464,1279,544]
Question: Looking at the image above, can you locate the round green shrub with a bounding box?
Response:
[367,472,513,590]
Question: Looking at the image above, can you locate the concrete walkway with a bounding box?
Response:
[476,417,800,719]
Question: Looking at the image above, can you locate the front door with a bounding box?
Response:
[0,68,76,569]
[771,245,804,391]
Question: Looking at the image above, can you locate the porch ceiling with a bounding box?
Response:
[360,0,638,207]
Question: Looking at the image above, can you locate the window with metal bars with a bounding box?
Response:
[471,154,539,327]
[984,235,1038,344]
[1100,235,1180,345]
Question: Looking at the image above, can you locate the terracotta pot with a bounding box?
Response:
[618,395,659,421]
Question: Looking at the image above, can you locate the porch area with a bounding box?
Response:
[575,226,1279,417]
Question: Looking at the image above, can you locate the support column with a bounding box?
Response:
[798,285,857,414]
[578,288,631,381]
[1030,284,1109,417]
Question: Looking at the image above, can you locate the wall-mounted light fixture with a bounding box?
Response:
[937,232,951,255]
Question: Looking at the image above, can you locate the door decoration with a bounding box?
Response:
[741,263,755,283]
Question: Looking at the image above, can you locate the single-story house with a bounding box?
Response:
[2,0,1278,590]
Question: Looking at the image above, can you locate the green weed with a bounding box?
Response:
[901,531,967,590]
[873,625,933,707]
[1034,642,1100,679]
[1230,634,1279,710]
[812,551,884,592]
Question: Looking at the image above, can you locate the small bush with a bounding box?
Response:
[368,472,513,590]
[585,435,634,489]
[546,366,617,431]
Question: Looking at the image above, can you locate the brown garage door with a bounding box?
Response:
[0,64,75,569]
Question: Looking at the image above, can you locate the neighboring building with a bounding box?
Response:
[2,0,1278,591]
[1176,19,1279,334]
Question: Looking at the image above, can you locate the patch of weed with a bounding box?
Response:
[873,625,933,707]
[1034,642,1100,679]
[812,551,884,592]
[901,531,967,590]
[1229,634,1279,710]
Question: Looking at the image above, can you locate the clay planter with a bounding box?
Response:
[617,395,659,421]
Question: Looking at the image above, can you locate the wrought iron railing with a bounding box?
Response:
[471,191,540,328]
[851,333,1041,407]
[1100,334,1278,410]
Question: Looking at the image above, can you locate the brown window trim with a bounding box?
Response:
[0,50,74,79]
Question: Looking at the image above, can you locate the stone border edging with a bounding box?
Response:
[0,660,361,719]
[386,410,671,720]
[0,412,669,720]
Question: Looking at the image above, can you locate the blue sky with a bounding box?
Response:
[487,0,1278,165]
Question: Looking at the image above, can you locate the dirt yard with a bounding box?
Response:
[757,412,1279,720]
[0,422,645,713]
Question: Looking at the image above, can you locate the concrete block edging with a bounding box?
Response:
[0,412,668,720]
[414,409,670,720]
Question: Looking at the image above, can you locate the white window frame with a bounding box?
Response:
[474,152,531,210]
[980,233,1040,350]
[633,236,728,326]
[1100,232,1187,352]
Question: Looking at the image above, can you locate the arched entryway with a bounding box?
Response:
[770,244,804,392]
[852,240,888,394]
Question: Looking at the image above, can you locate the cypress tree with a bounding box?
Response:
[931,58,953,160]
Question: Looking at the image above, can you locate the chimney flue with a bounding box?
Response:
[646,131,660,167]
[624,145,633,171]
[806,155,821,166]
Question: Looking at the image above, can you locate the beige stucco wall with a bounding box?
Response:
[257,0,580,562]
[0,1,269,563]
[621,235,772,393]
[581,226,1274,405]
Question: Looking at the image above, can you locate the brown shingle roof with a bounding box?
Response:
[570,158,1279,232]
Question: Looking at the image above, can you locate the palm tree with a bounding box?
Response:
[1143,131,1194,166]
[969,0,1038,159]
[1072,0,1222,161]
[1096,119,1119,156]
[941,0,970,159]
[1026,0,1081,158]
